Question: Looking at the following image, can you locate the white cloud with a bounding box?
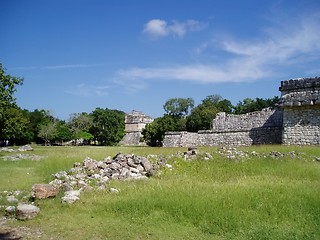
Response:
[143,19,168,38]
[143,19,204,39]
[121,12,320,85]
[11,63,106,71]
[66,84,110,97]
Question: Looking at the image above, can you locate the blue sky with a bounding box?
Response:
[1,0,320,120]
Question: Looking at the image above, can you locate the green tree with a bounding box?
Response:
[0,63,24,141]
[234,96,280,114]
[163,97,194,117]
[55,121,72,144]
[23,109,55,143]
[2,107,31,145]
[186,95,233,132]
[68,112,93,143]
[142,114,179,146]
[90,108,125,145]
[38,121,57,146]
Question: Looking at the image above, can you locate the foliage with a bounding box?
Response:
[1,107,31,144]
[90,108,125,145]
[163,97,194,117]
[142,114,181,146]
[55,121,73,143]
[68,112,93,143]
[0,64,24,141]
[234,96,280,114]
[38,121,58,146]
[69,112,93,133]
[38,120,73,145]
[0,64,23,110]
[23,109,55,144]
[74,131,94,142]
[186,95,233,132]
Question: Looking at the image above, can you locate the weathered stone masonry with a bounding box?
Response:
[163,77,320,147]
[163,108,283,147]
[120,110,153,146]
[280,77,320,145]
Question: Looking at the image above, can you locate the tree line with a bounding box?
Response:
[142,95,279,146]
[0,64,125,146]
[0,63,279,146]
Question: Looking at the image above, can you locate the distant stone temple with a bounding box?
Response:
[163,77,320,147]
[120,110,153,146]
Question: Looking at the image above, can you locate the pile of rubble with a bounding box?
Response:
[47,153,166,204]
[1,152,169,219]
[0,145,34,153]
[1,154,45,161]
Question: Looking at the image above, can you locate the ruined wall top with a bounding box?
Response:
[212,108,283,132]
[124,110,153,133]
[125,110,153,124]
[279,77,320,107]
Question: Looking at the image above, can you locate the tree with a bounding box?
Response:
[90,108,125,145]
[186,95,233,132]
[0,63,23,110]
[68,112,93,143]
[142,114,180,146]
[163,98,194,117]
[1,107,31,145]
[38,122,57,146]
[23,109,55,144]
[55,121,73,144]
[234,96,280,114]
[0,63,24,141]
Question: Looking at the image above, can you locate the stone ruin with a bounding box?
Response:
[120,110,153,146]
[279,77,320,145]
[163,77,320,147]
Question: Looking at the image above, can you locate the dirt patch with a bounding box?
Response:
[0,217,43,239]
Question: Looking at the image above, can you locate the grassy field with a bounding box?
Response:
[0,145,319,239]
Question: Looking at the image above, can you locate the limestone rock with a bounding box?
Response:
[140,157,153,172]
[18,145,33,152]
[32,184,59,199]
[16,204,40,220]
[61,190,81,204]
[5,206,16,216]
[6,195,18,204]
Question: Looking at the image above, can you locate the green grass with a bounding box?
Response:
[1,145,320,239]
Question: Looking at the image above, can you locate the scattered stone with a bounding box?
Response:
[0,147,15,152]
[18,145,33,152]
[109,188,119,193]
[16,204,40,220]
[6,196,18,204]
[204,152,213,160]
[217,147,249,160]
[165,164,173,170]
[1,154,45,161]
[5,206,16,216]
[61,190,81,204]
[270,151,284,159]
[32,184,59,199]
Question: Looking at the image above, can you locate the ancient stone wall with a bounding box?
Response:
[120,110,153,146]
[280,77,320,145]
[164,77,320,147]
[163,109,283,147]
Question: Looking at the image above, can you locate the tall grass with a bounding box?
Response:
[1,145,320,239]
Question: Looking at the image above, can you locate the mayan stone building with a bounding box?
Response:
[120,110,153,146]
[279,77,320,145]
[163,77,320,147]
